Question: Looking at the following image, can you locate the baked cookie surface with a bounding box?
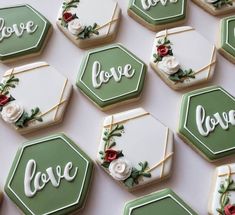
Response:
[4,134,93,215]
[178,86,235,162]
[123,188,198,215]
[218,16,235,64]
[97,108,174,191]
[128,0,187,31]
[150,26,216,90]
[0,62,72,134]
[0,4,52,63]
[76,44,146,111]
[57,0,121,49]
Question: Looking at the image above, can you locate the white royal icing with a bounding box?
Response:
[24,159,78,197]
[157,56,180,75]
[92,61,135,89]
[98,108,174,188]
[196,105,235,137]
[109,158,132,181]
[1,101,24,124]
[0,18,38,43]
[141,0,178,10]
[68,18,83,35]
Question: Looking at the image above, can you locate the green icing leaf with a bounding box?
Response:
[169,68,195,84]
[211,0,233,8]
[0,74,19,95]
[77,23,99,40]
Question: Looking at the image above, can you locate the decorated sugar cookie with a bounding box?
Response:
[218,16,235,64]
[76,44,147,111]
[209,164,235,215]
[97,108,174,191]
[4,134,93,215]
[192,0,235,16]
[178,86,235,162]
[57,0,121,49]
[0,4,52,63]
[150,26,216,90]
[124,188,198,214]
[0,62,72,134]
[128,0,187,31]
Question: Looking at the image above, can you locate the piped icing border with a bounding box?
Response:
[7,135,90,215]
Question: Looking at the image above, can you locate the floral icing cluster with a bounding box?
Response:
[0,74,42,128]
[153,36,195,84]
[60,0,99,39]
[99,123,151,188]
[206,0,233,9]
[217,174,235,215]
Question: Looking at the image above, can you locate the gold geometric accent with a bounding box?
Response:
[206,45,216,80]
[156,27,195,39]
[104,112,150,128]
[4,63,49,77]
[218,165,234,177]
[54,78,68,121]
[160,128,170,178]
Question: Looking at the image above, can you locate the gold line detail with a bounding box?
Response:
[104,112,150,128]
[160,128,169,178]
[96,18,119,31]
[194,61,216,76]
[54,78,68,121]
[107,2,118,35]
[3,63,49,77]
[206,46,216,80]
[156,28,195,39]
[147,152,174,173]
[218,165,233,177]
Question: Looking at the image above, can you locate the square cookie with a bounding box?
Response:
[218,16,235,64]
[209,164,235,215]
[57,0,121,49]
[128,0,187,31]
[124,188,198,215]
[0,4,52,63]
[178,86,235,162]
[76,44,147,111]
[150,26,216,90]
[0,62,72,134]
[4,134,94,215]
[97,108,174,191]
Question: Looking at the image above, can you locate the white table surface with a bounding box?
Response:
[0,0,235,214]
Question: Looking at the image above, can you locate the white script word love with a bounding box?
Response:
[141,0,178,9]
[92,61,135,89]
[24,159,78,197]
[196,105,235,137]
[0,18,38,43]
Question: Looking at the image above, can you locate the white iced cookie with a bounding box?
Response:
[57,0,122,49]
[209,164,235,215]
[97,108,174,191]
[150,26,216,91]
[0,62,73,134]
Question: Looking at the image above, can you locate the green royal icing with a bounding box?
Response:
[0,4,51,61]
[4,134,93,215]
[124,188,198,215]
[221,16,235,58]
[128,0,187,26]
[76,44,146,109]
[179,86,235,161]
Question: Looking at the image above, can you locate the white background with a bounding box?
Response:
[0,0,235,214]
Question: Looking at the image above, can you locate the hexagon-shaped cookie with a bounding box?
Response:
[0,62,72,134]
[5,134,93,215]
[124,188,198,215]
[76,44,146,111]
[57,0,121,49]
[128,0,187,31]
[192,0,235,16]
[150,26,216,90]
[218,16,235,64]
[208,163,235,215]
[0,4,52,63]
[178,86,235,162]
[97,108,174,191]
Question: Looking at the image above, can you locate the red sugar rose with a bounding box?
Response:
[157,45,169,57]
[224,204,235,215]
[105,149,118,162]
[0,94,9,106]
[63,12,74,23]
